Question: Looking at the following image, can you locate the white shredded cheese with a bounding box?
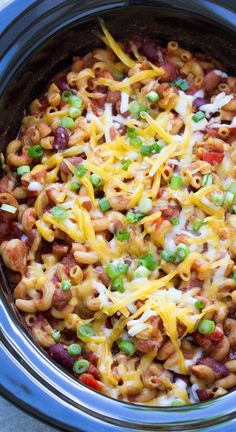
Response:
[93,281,108,306]
[120,91,129,113]
[201,92,233,117]
[103,103,113,143]
[28,181,42,192]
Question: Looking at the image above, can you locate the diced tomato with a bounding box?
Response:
[202,151,224,165]
[79,373,103,391]
[210,326,224,341]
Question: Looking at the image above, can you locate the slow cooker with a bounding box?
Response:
[0,1,236,431]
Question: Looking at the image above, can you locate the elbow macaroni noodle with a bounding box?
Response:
[0,20,236,405]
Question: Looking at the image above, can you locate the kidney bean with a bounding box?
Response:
[94,266,110,287]
[52,287,72,311]
[196,389,214,401]
[0,219,10,241]
[161,62,178,81]
[56,75,70,91]
[53,126,69,151]
[194,97,209,110]
[204,71,221,92]
[142,40,163,63]
[197,357,229,379]
[48,343,74,370]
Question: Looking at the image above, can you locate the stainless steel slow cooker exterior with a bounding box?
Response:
[0,1,236,431]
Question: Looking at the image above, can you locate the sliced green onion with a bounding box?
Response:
[228,182,236,194]
[168,82,176,87]
[98,197,110,212]
[69,180,81,191]
[51,206,67,220]
[170,217,179,226]
[73,359,89,374]
[192,111,206,123]
[212,192,224,207]
[0,204,17,214]
[152,141,165,153]
[160,250,177,263]
[170,175,183,190]
[116,230,130,241]
[105,263,118,279]
[138,254,157,271]
[129,136,142,148]
[61,90,73,102]
[175,243,190,261]
[175,78,190,91]
[121,159,132,171]
[140,145,153,156]
[28,145,44,158]
[126,211,145,223]
[111,277,125,292]
[118,340,136,356]
[69,107,82,118]
[75,164,87,178]
[202,174,213,187]
[52,330,61,342]
[114,72,124,80]
[232,205,236,214]
[89,173,102,188]
[61,279,71,291]
[192,220,205,232]
[68,343,82,356]
[171,399,185,406]
[60,116,74,130]
[128,100,142,117]
[233,271,236,281]
[117,261,129,275]
[225,191,234,206]
[195,300,205,310]
[127,128,137,139]
[17,165,30,176]
[147,91,159,103]
[77,325,96,341]
[68,95,83,108]
[128,101,149,118]
[138,197,152,213]
[134,265,150,278]
[198,319,215,334]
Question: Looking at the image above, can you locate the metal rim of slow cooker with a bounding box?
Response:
[0,1,236,431]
